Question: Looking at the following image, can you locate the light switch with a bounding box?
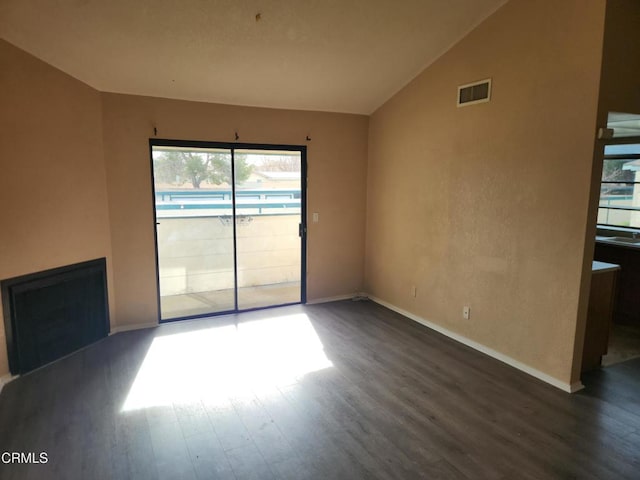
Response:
[312,212,319,223]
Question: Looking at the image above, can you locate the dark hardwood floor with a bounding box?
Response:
[1,300,639,479]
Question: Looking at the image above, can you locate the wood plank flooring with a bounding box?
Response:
[602,323,640,367]
[0,300,639,479]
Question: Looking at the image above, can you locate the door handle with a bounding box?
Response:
[299,223,306,237]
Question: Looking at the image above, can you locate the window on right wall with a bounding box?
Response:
[598,144,640,228]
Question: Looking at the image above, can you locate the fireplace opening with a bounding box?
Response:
[2,258,110,375]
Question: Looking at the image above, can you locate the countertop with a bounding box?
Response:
[592,260,621,274]
[596,235,640,250]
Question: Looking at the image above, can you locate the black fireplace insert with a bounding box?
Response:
[1,258,110,375]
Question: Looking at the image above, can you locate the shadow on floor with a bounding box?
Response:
[602,323,640,367]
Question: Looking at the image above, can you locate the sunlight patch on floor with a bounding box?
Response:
[121,313,332,411]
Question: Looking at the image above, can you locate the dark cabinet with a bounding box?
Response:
[582,264,618,372]
[594,242,640,326]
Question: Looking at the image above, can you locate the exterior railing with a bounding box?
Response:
[156,189,300,201]
[155,189,301,217]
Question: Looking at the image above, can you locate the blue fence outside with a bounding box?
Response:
[155,189,301,215]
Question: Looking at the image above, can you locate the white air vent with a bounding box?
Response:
[457,78,491,107]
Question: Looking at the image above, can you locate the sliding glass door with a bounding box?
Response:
[151,141,305,321]
[152,146,236,319]
[235,149,302,310]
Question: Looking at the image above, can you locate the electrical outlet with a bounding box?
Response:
[463,306,471,320]
[411,285,417,297]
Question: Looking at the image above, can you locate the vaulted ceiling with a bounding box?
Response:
[0,0,507,114]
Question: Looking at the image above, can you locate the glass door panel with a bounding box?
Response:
[152,146,235,320]
[234,149,302,310]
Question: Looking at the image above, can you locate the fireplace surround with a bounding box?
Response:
[1,258,109,375]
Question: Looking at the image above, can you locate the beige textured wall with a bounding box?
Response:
[365,0,606,385]
[102,93,368,327]
[0,40,113,378]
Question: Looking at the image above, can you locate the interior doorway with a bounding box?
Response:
[150,140,306,321]
[589,116,640,370]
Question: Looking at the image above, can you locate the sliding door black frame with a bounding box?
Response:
[149,138,307,323]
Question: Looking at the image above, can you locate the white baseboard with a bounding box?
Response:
[110,321,158,335]
[368,295,582,394]
[569,381,585,393]
[306,294,356,305]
